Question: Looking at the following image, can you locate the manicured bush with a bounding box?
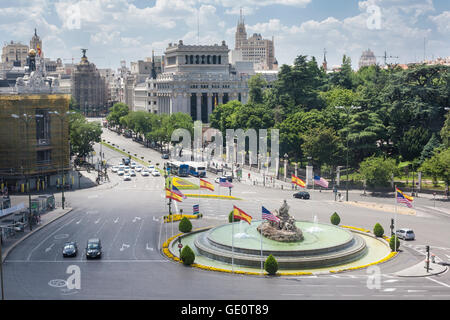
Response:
[373,223,384,237]
[330,212,341,226]
[180,245,195,265]
[264,254,278,275]
[389,235,400,252]
[179,216,192,233]
[228,210,234,223]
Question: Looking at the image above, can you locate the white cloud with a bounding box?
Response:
[429,11,450,34]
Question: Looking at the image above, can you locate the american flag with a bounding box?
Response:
[193,204,199,214]
[262,206,280,222]
[314,175,329,188]
[219,177,233,188]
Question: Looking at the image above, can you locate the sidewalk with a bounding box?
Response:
[394,260,448,277]
[1,206,73,261]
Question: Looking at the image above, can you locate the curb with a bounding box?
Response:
[2,207,73,261]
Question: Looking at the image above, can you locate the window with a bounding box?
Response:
[36,150,51,164]
[36,110,50,145]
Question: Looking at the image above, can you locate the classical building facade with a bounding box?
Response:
[358,49,377,69]
[71,49,107,116]
[1,41,29,70]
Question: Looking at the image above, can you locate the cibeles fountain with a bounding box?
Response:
[169,200,392,272]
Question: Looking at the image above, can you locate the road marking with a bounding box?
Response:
[87,195,99,199]
[146,243,153,251]
[384,279,400,283]
[113,218,119,223]
[45,243,55,253]
[152,216,159,222]
[94,218,101,224]
[132,217,142,223]
[76,219,82,224]
[383,288,396,292]
[120,243,130,252]
[426,277,450,289]
[407,290,427,293]
[86,210,98,214]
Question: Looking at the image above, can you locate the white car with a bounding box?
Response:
[147,165,155,172]
[111,166,119,173]
[130,170,136,177]
[117,170,125,176]
[123,174,131,181]
[396,228,415,240]
[135,165,143,172]
[151,170,160,177]
[130,162,137,169]
[141,170,150,177]
[119,164,125,169]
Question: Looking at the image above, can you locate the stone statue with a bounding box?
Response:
[257,200,303,242]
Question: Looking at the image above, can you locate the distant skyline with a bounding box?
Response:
[0,0,449,70]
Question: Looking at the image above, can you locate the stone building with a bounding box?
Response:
[358,49,377,69]
[1,41,29,70]
[71,49,107,116]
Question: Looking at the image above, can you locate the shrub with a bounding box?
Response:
[264,254,278,275]
[330,212,341,226]
[373,223,384,237]
[228,210,234,223]
[180,245,195,265]
[179,217,192,233]
[389,235,400,252]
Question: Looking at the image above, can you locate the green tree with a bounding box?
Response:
[359,156,398,188]
[329,55,355,90]
[264,254,279,275]
[420,133,441,162]
[373,223,384,237]
[397,127,430,161]
[441,112,450,148]
[390,235,400,252]
[180,245,195,265]
[330,212,341,225]
[248,74,268,104]
[179,217,193,233]
[106,102,129,128]
[419,147,450,188]
[69,113,102,159]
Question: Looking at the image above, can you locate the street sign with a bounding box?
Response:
[178,243,183,249]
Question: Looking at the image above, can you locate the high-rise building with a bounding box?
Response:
[358,49,377,69]
[71,49,107,116]
[1,41,29,69]
[234,10,277,71]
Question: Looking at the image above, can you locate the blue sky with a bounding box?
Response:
[0,0,449,70]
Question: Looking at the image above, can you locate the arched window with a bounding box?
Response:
[201,55,205,64]
[218,55,221,64]
[195,55,200,64]
[185,55,189,64]
[207,55,211,64]
[190,55,194,64]
[212,55,217,64]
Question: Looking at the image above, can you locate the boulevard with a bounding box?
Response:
[2,123,450,300]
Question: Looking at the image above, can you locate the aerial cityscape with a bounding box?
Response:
[0,0,449,309]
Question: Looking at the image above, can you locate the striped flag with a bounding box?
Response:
[314,175,329,188]
[172,185,187,199]
[165,188,183,202]
[291,175,306,188]
[200,178,214,191]
[262,206,280,222]
[396,188,413,208]
[193,204,199,215]
[232,205,252,224]
[219,177,233,188]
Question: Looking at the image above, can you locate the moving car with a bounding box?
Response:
[396,228,415,240]
[129,170,136,177]
[130,162,137,169]
[141,170,150,177]
[135,165,143,172]
[122,158,130,165]
[86,238,102,259]
[63,241,78,257]
[151,170,160,177]
[161,153,169,159]
[117,169,125,176]
[215,176,228,184]
[123,174,131,181]
[293,191,310,199]
[111,166,119,173]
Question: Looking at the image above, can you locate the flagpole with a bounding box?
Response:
[231,206,234,274]
[394,184,397,252]
[260,203,264,275]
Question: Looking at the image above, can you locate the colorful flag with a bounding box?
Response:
[165,188,183,202]
[314,175,329,188]
[233,205,252,224]
[396,188,413,208]
[172,185,187,199]
[291,175,306,188]
[36,43,42,57]
[200,178,214,191]
[219,177,233,188]
[262,206,280,222]
[193,204,200,215]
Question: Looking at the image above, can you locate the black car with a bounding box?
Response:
[62,242,78,257]
[122,158,130,165]
[86,238,102,259]
[293,191,310,199]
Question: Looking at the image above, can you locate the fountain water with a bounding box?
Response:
[307,214,322,233]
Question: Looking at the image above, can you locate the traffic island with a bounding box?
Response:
[394,260,448,277]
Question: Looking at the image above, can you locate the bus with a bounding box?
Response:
[188,162,207,178]
[167,161,189,177]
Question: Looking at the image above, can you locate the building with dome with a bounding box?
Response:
[358,49,377,69]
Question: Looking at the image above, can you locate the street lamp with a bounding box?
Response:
[11,113,42,231]
[49,111,76,210]
[283,153,288,182]
[335,105,361,202]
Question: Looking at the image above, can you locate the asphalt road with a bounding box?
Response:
[2,122,450,300]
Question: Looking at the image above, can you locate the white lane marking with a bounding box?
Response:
[407,290,427,293]
[384,279,400,283]
[132,217,142,223]
[426,277,450,289]
[76,219,82,225]
[8,259,169,263]
[383,288,396,292]
[45,243,55,253]
[27,217,77,261]
[120,243,130,252]
[146,243,153,251]
[113,218,119,224]
[87,195,99,199]
[152,216,159,222]
[86,210,98,214]
[133,219,145,260]
[94,218,101,224]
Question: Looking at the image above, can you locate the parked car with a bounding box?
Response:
[147,165,155,172]
[62,241,78,257]
[130,162,137,169]
[129,170,136,177]
[111,166,119,173]
[293,191,310,199]
[135,165,143,172]
[161,153,169,159]
[122,158,130,165]
[396,228,415,240]
[141,170,150,177]
[86,239,102,259]
[123,174,131,181]
[117,169,124,176]
[151,170,160,177]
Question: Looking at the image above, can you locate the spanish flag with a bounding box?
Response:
[233,205,252,224]
[292,174,306,188]
[36,43,42,57]
[165,188,183,202]
[200,178,214,191]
